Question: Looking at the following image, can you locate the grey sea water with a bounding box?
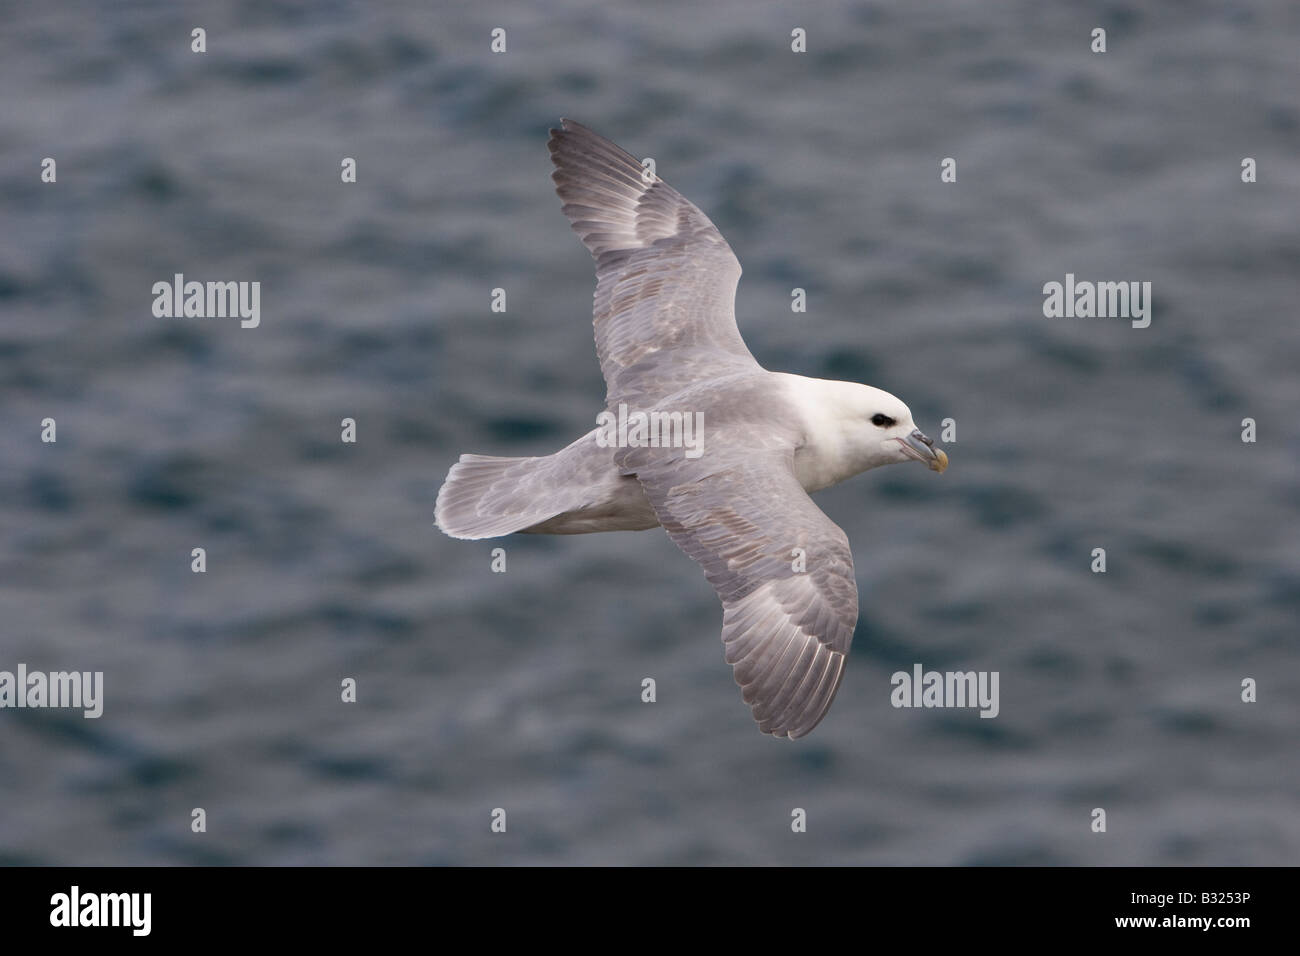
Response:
[1,1,1297,865]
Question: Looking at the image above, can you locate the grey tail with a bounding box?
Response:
[434,454,564,540]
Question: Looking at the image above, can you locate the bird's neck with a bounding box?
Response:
[777,374,877,493]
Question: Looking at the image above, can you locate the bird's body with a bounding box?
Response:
[436,120,947,738]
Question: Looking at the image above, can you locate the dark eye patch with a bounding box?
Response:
[871,413,895,427]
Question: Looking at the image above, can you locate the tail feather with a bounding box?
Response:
[434,454,566,540]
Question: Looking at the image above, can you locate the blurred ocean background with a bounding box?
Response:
[1,0,1298,865]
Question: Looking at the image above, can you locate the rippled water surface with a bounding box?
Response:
[1,1,1298,864]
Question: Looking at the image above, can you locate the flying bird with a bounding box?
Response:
[436,119,948,738]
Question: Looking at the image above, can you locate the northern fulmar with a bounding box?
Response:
[436,119,948,738]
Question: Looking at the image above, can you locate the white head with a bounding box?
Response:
[785,376,948,492]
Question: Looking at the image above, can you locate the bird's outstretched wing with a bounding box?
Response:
[620,432,858,738]
[548,119,761,408]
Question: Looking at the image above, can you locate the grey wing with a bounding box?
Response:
[623,438,859,738]
[548,119,761,408]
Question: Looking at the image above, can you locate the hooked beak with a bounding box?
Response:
[897,428,949,473]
